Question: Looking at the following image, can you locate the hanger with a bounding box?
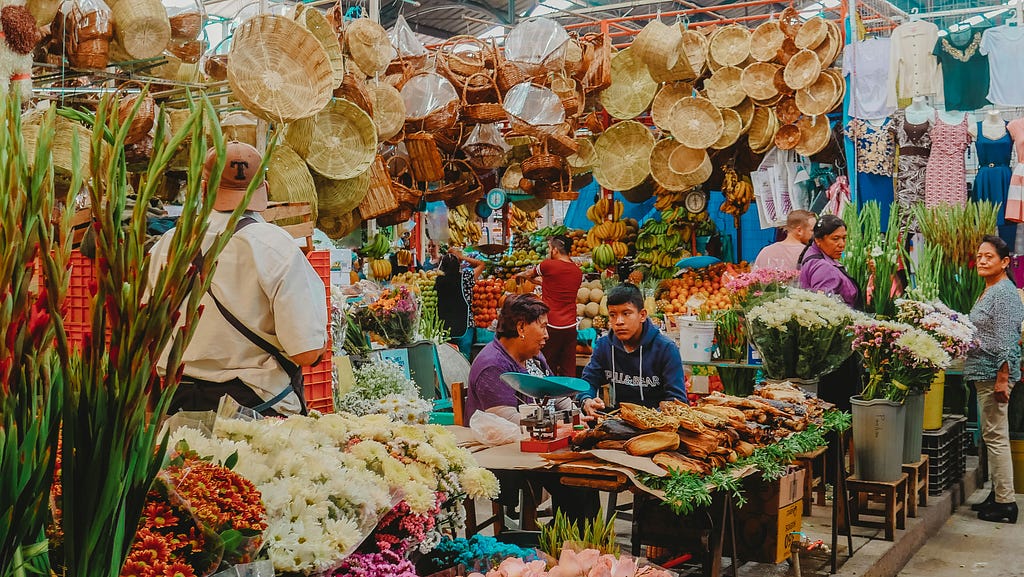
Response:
[909,7,921,22]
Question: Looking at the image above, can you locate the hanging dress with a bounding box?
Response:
[1005,118,1024,222]
[846,117,896,231]
[924,112,971,208]
[974,121,1013,225]
[893,109,931,233]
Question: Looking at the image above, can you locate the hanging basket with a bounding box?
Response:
[314,168,371,216]
[116,80,155,145]
[286,98,376,180]
[425,160,481,203]
[107,0,170,59]
[359,155,400,220]
[522,148,566,182]
[405,132,445,182]
[593,120,656,191]
[296,3,345,86]
[368,79,406,141]
[317,209,362,239]
[461,73,505,124]
[267,144,318,221]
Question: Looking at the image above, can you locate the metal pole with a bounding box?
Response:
[370,0,380,22]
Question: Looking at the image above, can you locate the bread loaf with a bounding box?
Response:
[624,431,680,456]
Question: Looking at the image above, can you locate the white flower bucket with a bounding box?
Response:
[676,316,717,363]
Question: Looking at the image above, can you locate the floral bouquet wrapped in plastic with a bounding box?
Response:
[724,268,799,310]
[853,318,950,402]
[894,298,977,360]
[745,289,858,381]
[358,285,419,346]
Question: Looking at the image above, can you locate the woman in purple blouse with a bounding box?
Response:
[798,214,862,309]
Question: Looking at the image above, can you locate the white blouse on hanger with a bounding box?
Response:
[886,20,941,107]
[981,25,1024,107]
[843,36,896,120]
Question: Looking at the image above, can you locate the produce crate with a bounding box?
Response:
[304,351,334,414]
[922,415,967,496]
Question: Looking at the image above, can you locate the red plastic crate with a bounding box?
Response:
[304,351,334,413]
[66,250,96,327]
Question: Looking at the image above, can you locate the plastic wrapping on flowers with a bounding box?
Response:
[167,412,499,575]
[356,285,419,346]
[744,289,858,381]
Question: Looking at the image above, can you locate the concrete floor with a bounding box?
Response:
[897,488,1024,577]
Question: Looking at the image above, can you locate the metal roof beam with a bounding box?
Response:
[391,0,515,25]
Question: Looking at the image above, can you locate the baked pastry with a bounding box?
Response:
[624,431,681,456]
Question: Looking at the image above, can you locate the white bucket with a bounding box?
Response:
[676,316,716,363]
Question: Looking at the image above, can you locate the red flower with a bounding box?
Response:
[121,561,153,577]
[142,501,179,529]
[162,562,196,577]
[136,532,172,563]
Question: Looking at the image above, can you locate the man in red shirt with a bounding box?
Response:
[517,235,583,377]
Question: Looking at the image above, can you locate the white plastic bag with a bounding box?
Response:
[470,411,521,446]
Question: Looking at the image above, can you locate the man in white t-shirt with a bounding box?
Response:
[150,142,328,416]
[753,210,817,271]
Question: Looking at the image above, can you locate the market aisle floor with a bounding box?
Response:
[898,489,1024,577]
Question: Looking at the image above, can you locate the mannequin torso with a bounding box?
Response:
[982,110,1008,140]
[905,96,934,125]
[938,108,969,130]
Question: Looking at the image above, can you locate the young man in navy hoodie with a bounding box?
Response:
[579,284,688,416]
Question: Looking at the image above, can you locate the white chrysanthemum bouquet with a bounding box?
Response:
[337,360,433,424]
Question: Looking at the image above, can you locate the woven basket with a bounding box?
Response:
[461,73,505,124]
[667,145,712,188]
[795,70,839,116]
[741,62,781,102]
[593,120,655,191]
[564,37,584,77]
[748,106,779,153]
[650,139,692,191]
[204,54,228,81]
[359,155,400,220]
[600,48,658,120]
[375,205,414,227]
[775,123,801,150]
[438,35,492,79]
[711,107,742,150]
[464,142,507,170]
[733,97,755,134]
[679,27,708,77]
[783,49,821,90]
[650,82,692,131]
[548,72,582,118]
[334,70,374,115]
[502,163,525,190]
[546,131,580,157]
[566,137,596,175]
[750,20,785,62]
[267,144,318,221]
[315,168,371,216]
[405,132,445,182]
[368,79,405,141]
[668,96,724,149]
[221,111,259,147]
[705,66,745,109]
[522,146,566,182]
[68,38,110,69]
[106,0,169,59]
[116,81,155,145]
[317,208,362,239]
[228,15,333,123]
[709,24,750,67]
[286,98,376,180]
[635,20,695,83]
[581,32,612,93]
[426,160,480,203]
[495,43,529,95]
[297,4,344,86]
[343,17,391,76]
[22,113,93,194]
[169,10,202,41]
[795,115,831,156]
[402,72,460,132]
[795,16,828,50]
[167,39,206,64]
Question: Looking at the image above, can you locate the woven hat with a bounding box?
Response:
[795,16,828,50]
[593,120,655,191]
[650,139,691,191]
[344,18,391,76]
[680,27,708,77]
[314,167,371,216]
[750,20,785,62]
[286,98,377,180]
[747,106,778,153]
[228,15,333,123]
[600,48,659,119]
[267,144,318,221]
[815,21,842,68]
[709,24,750,67]
[368,79,406,141]
[741,62,781,101]
[668,96,724,149]
[774,123,801,150]
[733,97,754,134]
[635,20,695,82]
[297,4,344,86]
[795,70,839,116]
[711,107,742,149]
[783,49,821,90]
[566,137,597,175]
[776,95,801,124]
[777,37,799,65]
[705,66,746,108]
[795,115,831,156]
[667,144,712,187]
[651,82,692,131]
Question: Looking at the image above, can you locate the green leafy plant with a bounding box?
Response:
[913,201,999,313]
[538,509,580,560]
[0,98,72,577]
[418,301,450,345]
[58,90,264,577]
[539,509,619,561]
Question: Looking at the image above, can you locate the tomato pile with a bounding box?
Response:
[657,263,749,315]
[472,278,506,328]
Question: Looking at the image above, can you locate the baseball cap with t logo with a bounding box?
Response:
[203,141,269,212]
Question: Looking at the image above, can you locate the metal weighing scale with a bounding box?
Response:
[499,373,589,452]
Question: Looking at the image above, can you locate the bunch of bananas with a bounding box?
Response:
[369,259,393,280]
[449,204,482,246]
[359,232,391,260]
[586,198,624,223]
[719,167,755,222]
[653,187,689,211]
[508,204,540,232]
[634,209,698,280]
[585,198,627,270]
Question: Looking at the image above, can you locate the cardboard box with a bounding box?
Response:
[741,467,806,515]
[734,500,803,564]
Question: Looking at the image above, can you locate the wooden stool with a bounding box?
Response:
[846,473,908,541]
[793,446,827,516]
[902,455,929,518]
